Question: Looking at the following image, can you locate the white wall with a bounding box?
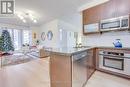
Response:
[59,13,82,31]
[82,31,130,47]
[31,26,41,45]
[59,13,83,44]
[39,19,81,48]
[40,19,60,48]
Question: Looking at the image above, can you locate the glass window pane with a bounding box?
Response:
[13,29,21,50]
[23,30,30,45]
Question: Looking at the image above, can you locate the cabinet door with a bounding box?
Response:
[83,5,102,25]
[116,0,130,17]
[100,0,116,20]
[50,55,72,87]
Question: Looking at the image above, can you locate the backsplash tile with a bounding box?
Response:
[82,31,130,47]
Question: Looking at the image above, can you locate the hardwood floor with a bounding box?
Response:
[0,58,50,87]
[86,71,130,87]
[0,58,130,87]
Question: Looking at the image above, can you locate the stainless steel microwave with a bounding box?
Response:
[100,15,129,31]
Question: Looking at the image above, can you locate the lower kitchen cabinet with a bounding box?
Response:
[50,48,96,87]
[50,54,72,87]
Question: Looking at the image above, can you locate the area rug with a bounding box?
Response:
[1,53,38,67]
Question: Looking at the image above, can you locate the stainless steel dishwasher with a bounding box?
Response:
[72,51,88,87]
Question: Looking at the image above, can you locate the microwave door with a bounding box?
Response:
[101,21,120,29]
[121,19,129,28]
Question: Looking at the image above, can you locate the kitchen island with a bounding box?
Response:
[47,47,95,87]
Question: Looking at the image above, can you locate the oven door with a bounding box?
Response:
[103,56,124,70]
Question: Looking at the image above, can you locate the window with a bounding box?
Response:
[13,29,21,50]
[0,28,32,50]
[22,30,30,45]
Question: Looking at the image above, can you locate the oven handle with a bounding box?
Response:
[99,54,125,59]
[103,56,124,60]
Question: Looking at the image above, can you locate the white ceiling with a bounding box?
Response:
[0,0,92,27]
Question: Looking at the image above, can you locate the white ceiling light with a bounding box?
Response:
[28,13,34,20]
[22,19,26,23]
[17,14,24,20]
[28,13,37,23]
[33,19,37,23]
[16,12,37,23]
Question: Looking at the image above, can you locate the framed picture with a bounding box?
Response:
[33,33,37,39]
[47,30,53,40]
[41,32,46,41]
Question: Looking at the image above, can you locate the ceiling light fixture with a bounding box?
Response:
[16,12,38,23]
[22,19,26,23]
[20,16,24,20]
[33,19,37,23]
[17,14,24,20]
[28,13,37,23]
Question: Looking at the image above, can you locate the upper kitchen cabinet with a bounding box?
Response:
[100,0,130,18]
[116,0,130,17]
[83,5,101,25]
[100,0,116,19]
[83,0,130,35]
[83,5,102,34]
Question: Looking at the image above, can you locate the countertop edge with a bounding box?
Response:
[45,47,130,56]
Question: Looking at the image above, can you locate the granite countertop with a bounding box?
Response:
[96,46,130,50]
[45,47,93,56]
[45,46,130,56]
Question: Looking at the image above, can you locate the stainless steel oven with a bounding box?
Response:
[100,15,129,31]
[101,51,124,70]
[103,54,124,70]
[99,51,130,76]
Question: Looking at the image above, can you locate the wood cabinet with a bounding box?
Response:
[39,49,50,58]
[83,0,130,35]
[83,5,102,25]
[116,0,130,17]
[50,49,96,87]
[83,4,102,34]
[50,54,72,87]
[87,49,95,80]
[100,0,116,19]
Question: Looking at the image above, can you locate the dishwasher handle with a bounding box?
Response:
[73,52,87,61]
